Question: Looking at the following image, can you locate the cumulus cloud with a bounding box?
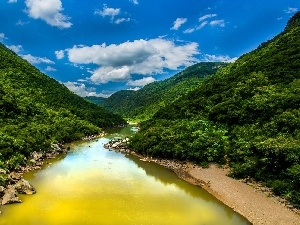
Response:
[90,66,131,83]
[115,18,131,24]
[130,0,139,5]
[0,33,7,42]
[285,7,298,14]
[16,20,29,26]
[95,5,120,19]
[199,14,217,22]
[184,14,222,33]
[55,50,65,59]
[183,28,195,34]
[8,45,23,53]
[127,77,156,87]
[8,0,17,3]
[22,54,55,64]
[171,18,187,30]
[204,54,237,62]
[63,81,111,97]
[45,66,57,71]
[127,87,140,91]
[95,4,131,24]
[197,21,208,30]
[210,20,225,27]
[25,0,72,29]
[61,38,199,84]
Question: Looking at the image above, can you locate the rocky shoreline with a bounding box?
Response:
[0,132,105,214]
[0,143,68,214]
[104,137,300,225]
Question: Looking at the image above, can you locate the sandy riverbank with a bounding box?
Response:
[184,164,300,225]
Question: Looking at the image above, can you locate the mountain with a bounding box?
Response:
[84,96,107,105]
[0,43,125,175]
[100,62,228,121]
[128,12,300,207]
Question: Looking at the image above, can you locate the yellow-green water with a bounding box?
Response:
[0,126,251,225]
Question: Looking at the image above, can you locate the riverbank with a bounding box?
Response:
[105,138,300,225]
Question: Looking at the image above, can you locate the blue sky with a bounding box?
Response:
[0,0,299,97]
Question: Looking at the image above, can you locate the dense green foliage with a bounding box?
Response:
[84,96,106,105]
[129,12,300,207]
[0,43,125,171]
[100,62,228,121]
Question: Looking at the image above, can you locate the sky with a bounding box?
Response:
[0,0,299,97]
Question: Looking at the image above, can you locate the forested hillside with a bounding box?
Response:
[100,62,228,121]
[0,43,125,174]
[129,12,300,207]
[84,96,106,105]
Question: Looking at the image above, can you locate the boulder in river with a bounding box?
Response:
[14,179,36,195]
[1,186,22,205]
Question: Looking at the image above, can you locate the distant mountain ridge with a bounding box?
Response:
[100,62,228,121]
[129,11,300,207]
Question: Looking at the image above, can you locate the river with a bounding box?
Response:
[0,126,251,225]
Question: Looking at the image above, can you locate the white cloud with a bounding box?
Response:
[22,54,55,64]
[204,54,237,62]
[95,4,131,24]
[90,66,131,84]
[95,5,120,19]
[55,50,65,59]
[130,0,139,5]
[0,33,7,42]
[63,81,111,97]
[197,21,208,30]
[127,77,156,87]
[199,14,217,22]
[16,20,29,26]
[62,38,199,84]
[171,18,187,30]
[25,0,72,29]
[8,45,23,53]
[8,0,17,3]
[210,20,225,27]
[183,28,195,34]
[115,18,130,24]
[45,66,57,71]
[127,87,140,91]
[285,7,298,14]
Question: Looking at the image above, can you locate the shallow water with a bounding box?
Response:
[0,126,251,225]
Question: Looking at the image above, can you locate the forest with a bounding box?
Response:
[128,12,300,207]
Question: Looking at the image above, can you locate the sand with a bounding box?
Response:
[185,164,300,225]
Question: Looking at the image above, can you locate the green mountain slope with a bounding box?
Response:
[84,96,107,105]
[100,62,228,121]
[0,43,125,173]
[129,12,300,206]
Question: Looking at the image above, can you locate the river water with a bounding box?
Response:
[0,126,251,225]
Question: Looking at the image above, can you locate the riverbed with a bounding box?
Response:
[0,126,251,225]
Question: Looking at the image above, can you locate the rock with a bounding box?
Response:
[14,179,36,195]
[31,151,44,161]
[8,172,22,184]
[0,186,5,197]
[1,186,22,205]
[260,187,267,192]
